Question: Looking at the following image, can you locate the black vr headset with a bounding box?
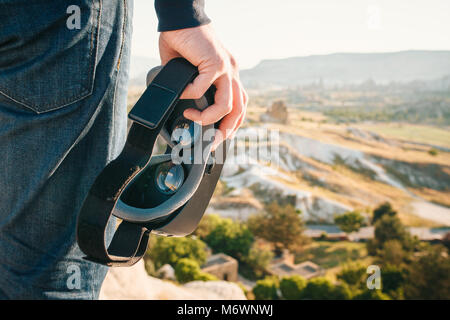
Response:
[76,58,228,267]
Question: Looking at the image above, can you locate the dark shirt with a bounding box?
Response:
[155,0,211,32]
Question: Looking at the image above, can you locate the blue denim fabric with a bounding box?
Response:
[0,0,133,299]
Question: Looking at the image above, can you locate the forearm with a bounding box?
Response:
[155,0,211,31]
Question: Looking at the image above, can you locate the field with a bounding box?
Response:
[294,241,372,282]
[295,241,369,269]
[357,123,450,148]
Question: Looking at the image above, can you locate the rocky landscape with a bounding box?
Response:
[208,107,450,226]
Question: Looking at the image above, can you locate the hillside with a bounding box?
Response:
[241,50,450,88]
[209,106,450,227]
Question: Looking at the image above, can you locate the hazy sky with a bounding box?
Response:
[131,0,450,69]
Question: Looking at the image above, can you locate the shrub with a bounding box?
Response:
[403,245,450,299]
[334,211,365,233]
[174,258,218,284]
[301,278,334,300]
[242,243,274,278]
[195,272,219,282]
[175,258,199,283]
[380,264,406,298]
[280,276,306,300]
[372,202,397,224]
[194,214,223,240]
[374,216,409,246]
[368,215,417,257]
[353,289,390,300]
[318,232,328,241]
[337,263,367,290]
[253,277,279,300]
[366,238,378,256]
[301,278,342,300]
[148,236,207,269]
[205,217,254,259]
[248,202,306,253]
[333,283,353,300]
[376,240,409,266]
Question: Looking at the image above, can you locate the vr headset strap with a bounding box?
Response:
[76,58,198,266]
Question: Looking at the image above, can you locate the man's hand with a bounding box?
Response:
[159,24,248,150]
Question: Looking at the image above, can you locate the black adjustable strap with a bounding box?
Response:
[76,58,198,266]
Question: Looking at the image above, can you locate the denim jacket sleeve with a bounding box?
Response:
[155,0,211,32]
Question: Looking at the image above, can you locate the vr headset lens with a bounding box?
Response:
[120,157,186,209]
[155,162,185,194]
[170,117,201,148]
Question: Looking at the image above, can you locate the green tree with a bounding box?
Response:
[334,211,365,233]
[374,215,408,244]
[403,245,450,299]
[333,283,353,300]
[337,263,367,290]
[174,258,199,283]
[367,215,416,256]
[301,278,349,300]
[353,289,390,300]
[372,202,397,224]
[205,217,254,259]
[248,202,305,254]
[376,240,409,266]
[381,264,406,299]
[428,148,438,156]
[174,258,218,284]
[148,236,207,269]
[280,276,306,300]
[253,277,279,300]
[194,214,222,240]
[242,243,274,278]
[195,272,218,282]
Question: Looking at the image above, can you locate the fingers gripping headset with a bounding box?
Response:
[76,58,228,267]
